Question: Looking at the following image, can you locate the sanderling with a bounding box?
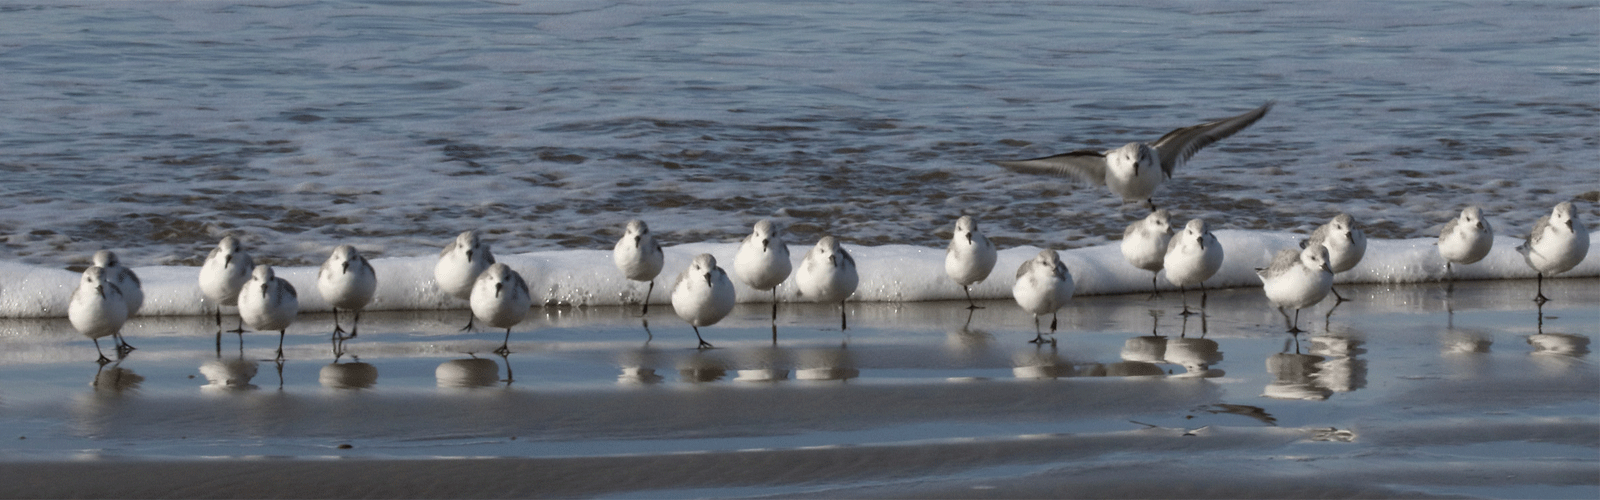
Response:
[92,250,142,353]
[1120,209,1172,299]
[237,264,300,359]
[470,263,532,355]
[797,236,860,331]
[198,236,254,337]
[69,266,130,364]
[1302,213,1366,302]
[1437,206,1493,280]
[613,220,666,315]
[945,216,998,309]
[989,101,1274,208]
[92,250,142,317]
[1258,246,1333,333]
[734,219,792,321]
[670,254,737,349]
[317,245,378,339]
[1012,249,1075,345]
[1517,201,1590,304]
[1164,218,1224,316]
[435,230,495,331]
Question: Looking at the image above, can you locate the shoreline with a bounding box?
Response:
[0,278,1594,499]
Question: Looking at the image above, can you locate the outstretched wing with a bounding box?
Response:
[1151,101,1274,177]
[988,150,1109,186]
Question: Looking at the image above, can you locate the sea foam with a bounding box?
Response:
[2,230,1593,319]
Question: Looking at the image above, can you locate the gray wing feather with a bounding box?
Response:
[989,150,1109,186]
[1257,248,1300,279]
[1524,214,1553,250]
[1151,101,1274,177]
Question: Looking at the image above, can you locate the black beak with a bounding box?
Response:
[495,281,503,298]
[965,232,973,245]
[635,235,642,245]
[342,261,350,274]
[703,272,712,286]
[225,254,232,267]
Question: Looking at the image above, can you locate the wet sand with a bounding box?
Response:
[0,278,1596,499]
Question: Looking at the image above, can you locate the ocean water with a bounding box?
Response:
[1,1,1596,317]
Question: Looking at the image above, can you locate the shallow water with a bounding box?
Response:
[0,280,1595,498]
[0,1,1596,270]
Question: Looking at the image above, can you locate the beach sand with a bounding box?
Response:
[1,278,1595,499]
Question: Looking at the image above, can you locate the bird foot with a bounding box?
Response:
[1179,307,1198,317]
[1533,294,1550,306]
[96,354,113,366]
[965,304,986,310]
[697,340,715,350]
[493,345,511,356]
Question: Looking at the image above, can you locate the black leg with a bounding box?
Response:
[459,314,476,333]
[1533,273,1549,305]
[1332,285,1350,303]
[840,301,848,331]
[1029,316,1044,344]
[1179,286,1196,316]
[229,316,246,334]
[114,332,135,354]
[93,338,111,365]
[1287,309,1304,334]
[642,280,655,316]
[964,286,983,309]
[275,330,286,360]
[350,310,360,339]
[332,308,346,337]
[771,289,780,322]
[495,328,512,355]
[1146,273,1161,300]
[694,325,713,350]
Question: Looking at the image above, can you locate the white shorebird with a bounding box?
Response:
[198,236,254,337]
[92,250,142,353]
[613,220,665,315]
[797,236,860,331]
[1302,213,1366,302]
[93,250,143,318]
[1517,201,1590,304]
[470,263,532,355]
[734,219,792,321]
[989,101,1274,209]
[435,230,495,331]
[237,264,299,359]
[1258,246,1333,333]
[945,216,998,309]
[1120,209,1172,299]
[1012,249,1075,345]
[1437,206,1493,281]
[670,254,736,349]
[1164,218,1224,316]
[69,266,130,364]
[317,245,378,339]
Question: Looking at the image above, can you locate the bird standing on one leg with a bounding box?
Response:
[435,230,495,331]
[614,220,665,315]
[1302,214,1366,302]
[1120,210,1172,299]
[1517,201,1589,305]
[671,254,736,349]
[797,236,859,332]
[734,219,792,322]
[1258,246,1333,334]
[945,216,998,309]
